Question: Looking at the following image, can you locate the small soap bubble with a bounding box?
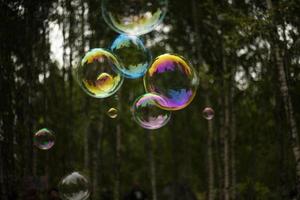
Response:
[132,93,171,130]
[33,128,55,150]
[144,53,199,111]
[107,108,118,118]
[203,107,215,120]
[58,172,90,200]
[102,0,168,35]
[76,48,124,98]
[111,34,151,79]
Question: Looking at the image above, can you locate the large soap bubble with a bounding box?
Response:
[111,34,151,79]
[144,54,199,111]
[76,48,124,98]
[132,93,171,130]
[102,0,168,35]
[58,172,90,200]
[33,128,55,150]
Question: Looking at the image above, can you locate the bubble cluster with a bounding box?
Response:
[132,93,171,130]
[144,54,199,111]
[111,34,151,79]
[58,172,90,200]
[76,48,124,98]
[72,2,198,131]
[102,0,168,35]
[203,107,215,120]
[33,128,55,150]
[107,107,118,119]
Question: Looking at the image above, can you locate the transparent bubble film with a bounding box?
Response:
[144,54,199,111]
[111,34,151,79]
[33,128,55,150]
[132,93,171,130]
[203,107,215,120]
[76,48,124,98]
[58,172,90,200]
[102,0,168,35]
[107,107,118,118]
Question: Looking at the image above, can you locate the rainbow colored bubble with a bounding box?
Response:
[33,128,55,150]
[76,48,124,98]
[132,93,171,130]
[144,54,199,111]
[111,34,151,79]
[102,0,168,35]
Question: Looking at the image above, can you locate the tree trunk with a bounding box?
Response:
[216,96,224,200]
[0,48,15,200]
[220,40,230,200]
[114,93,122,200]
[266,1,300,198]
[145,131,157,200]
[206,97,215,200]
[230,83,236,200]
[92,115,104,200]
[223,90,230,200]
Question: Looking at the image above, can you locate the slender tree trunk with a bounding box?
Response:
[275,46,300,198]
[206,97,215,200]
[24,4,34,177]
[0,48,15,200]
[216,95,224,200]
[145,131,157,200]
[230,83,236,200]
[191,0,204,64]
[266,1,300,198]
[114,93,122,200]
[93,115,103,200]
[219,40,231,200]
[223,89,230,200]
[114,123,121,200]
[170,118,179,200]
[191,1,216,198]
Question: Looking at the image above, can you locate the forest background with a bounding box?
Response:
[1,0,300,199]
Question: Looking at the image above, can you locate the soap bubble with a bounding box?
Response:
[132,93,171,130]
[144,54,199,110]
[58,172,90,200]
[76,48,124,98]
[111,34,151,79]
[33,128,55,150]
[203,107,215,120]
[102,0,168,35]
[107,107,118,118]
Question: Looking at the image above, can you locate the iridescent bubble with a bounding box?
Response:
[132,93,171,130]
[33,128,55,150]
[76,48,124,98]
[102,0,168,36]
[107,107,118,118]
[111,34,151,79]
[203,107,215,120]
[58,172,90,200]
[144,54,199,111]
